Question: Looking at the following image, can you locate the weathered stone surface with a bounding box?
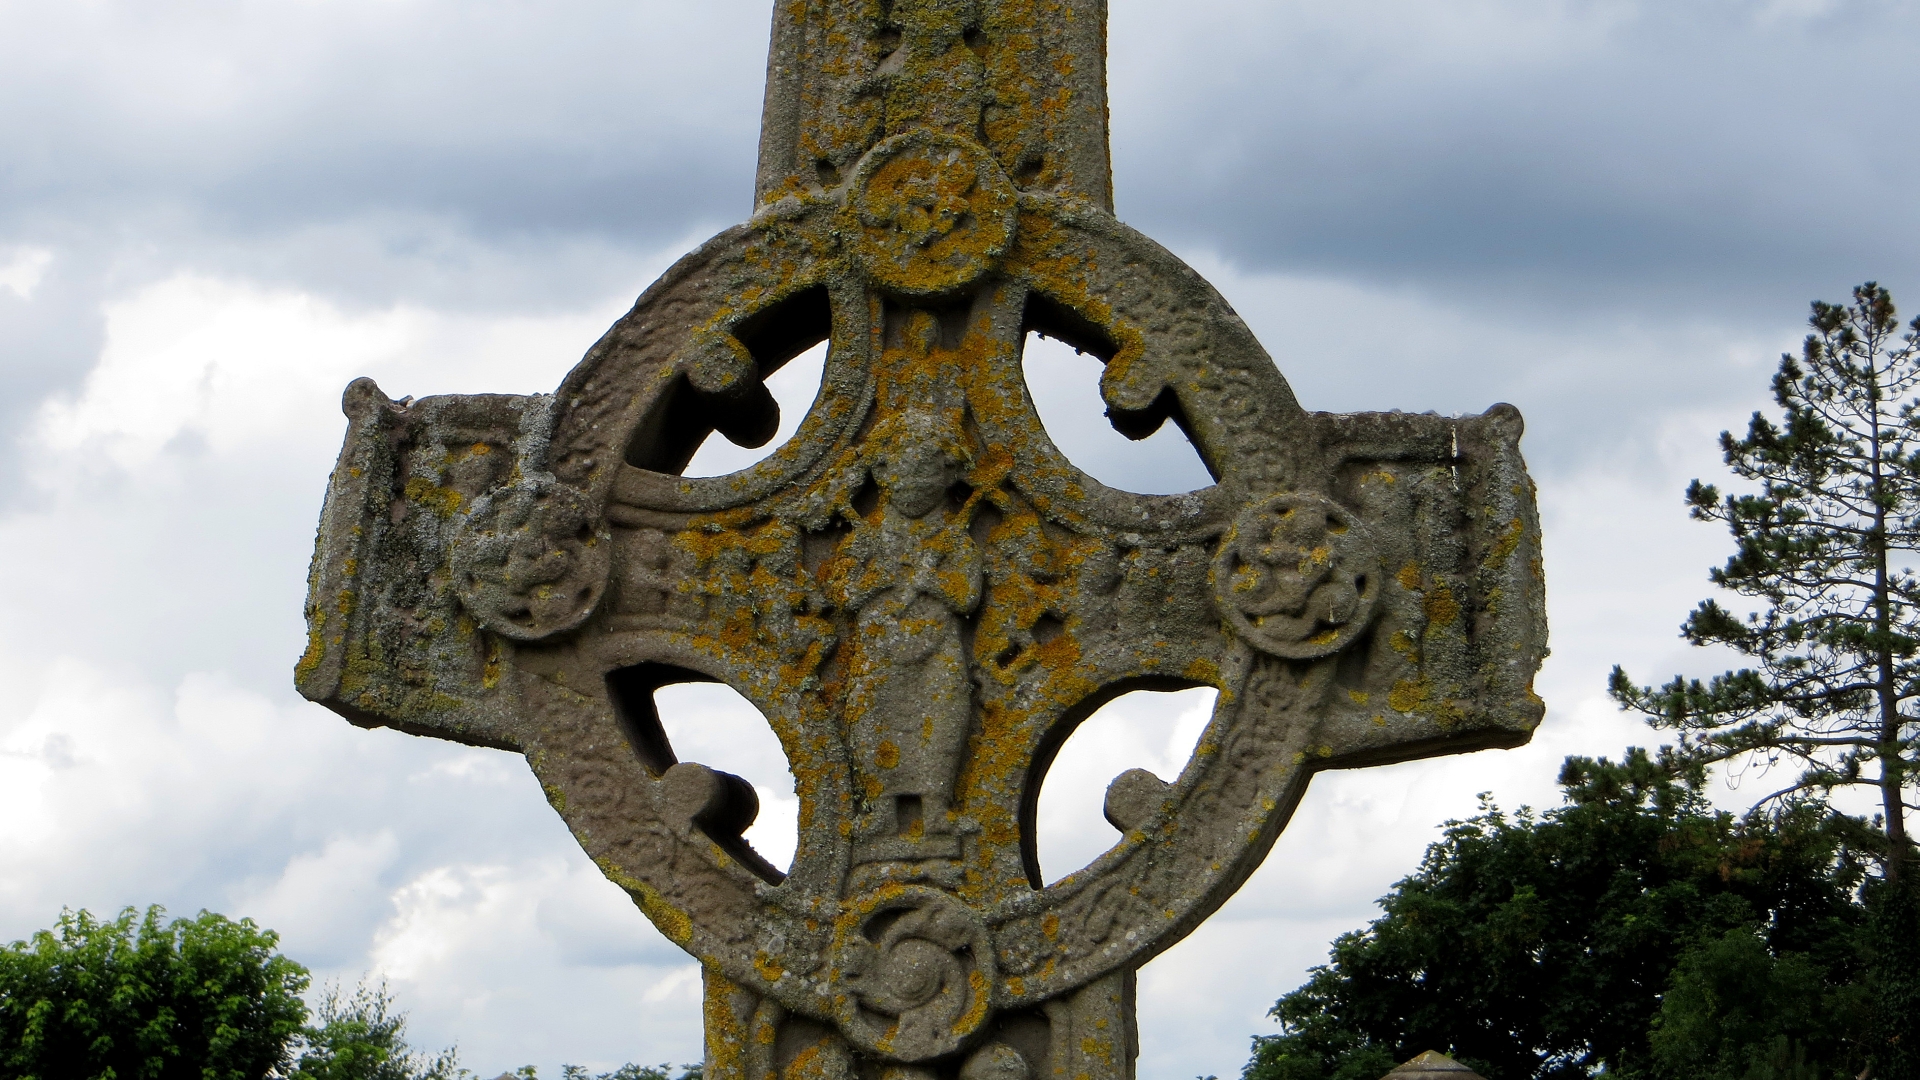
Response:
[298,4,1547,1078]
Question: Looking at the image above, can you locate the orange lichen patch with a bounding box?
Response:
[1184,657,1220,686]
[602,861,693,946]
[784,1041,825,1080]
[1347,689,1371,705]
[402,476,463,517]
[949,968,991,1035]
[1487,516,1526,565]
[754,951,785,984]
[702,973,750,1080]
[1388,678,1430,715]
[875,740,901,768]
[1396,561,1423,592]
[294,613,327,685]
[1423,585,1460,629]
[481,637,505,691]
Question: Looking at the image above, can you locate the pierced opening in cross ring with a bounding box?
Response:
[605,661,796,882]
[623,285,833,476]
[1017,675,1216,890]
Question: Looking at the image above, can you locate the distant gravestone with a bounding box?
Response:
[297,3,1548,1079]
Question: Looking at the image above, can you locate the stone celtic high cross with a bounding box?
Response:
[297,3,1548,1078]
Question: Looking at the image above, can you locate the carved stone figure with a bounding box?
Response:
[297,4,1549,1079]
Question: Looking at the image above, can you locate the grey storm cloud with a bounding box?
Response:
[4,0,1911,310]
[0,1,766,244]
[1109,0,1920,313]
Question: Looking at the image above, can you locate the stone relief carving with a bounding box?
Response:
[1214,493,1382,660]
[297,4,1548,1079]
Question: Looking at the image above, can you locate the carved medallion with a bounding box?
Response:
[1214,493,1382,659]
[451,478,610,641]
[830,888,996,1061]
[848,131,1018,296]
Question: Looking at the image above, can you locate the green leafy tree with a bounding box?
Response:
[1608,283,1920,884]
[1649,927,1871,1080]
[1609,283,1920,1077]
[557,1065,703,1080]
[1241,752,1872,1080]
[287,980,462,1080]
[0,905,310,1080]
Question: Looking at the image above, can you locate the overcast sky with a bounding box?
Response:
[3,0,1918,1075]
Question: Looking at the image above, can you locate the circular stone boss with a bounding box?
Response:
[1212,492,1382,659]
[846,130,1019,297]
[452,478,611,641]
[828,887,996,1061]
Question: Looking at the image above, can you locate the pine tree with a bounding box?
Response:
[1609,283,1920,1077]
[1609,283,1920,887]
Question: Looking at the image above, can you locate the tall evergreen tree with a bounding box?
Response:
[1610,283,1920,1076]
[1609,282,1920,883]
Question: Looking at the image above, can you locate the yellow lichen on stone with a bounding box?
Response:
[1396,561,1422,592]
[1388,678,1430,714]
[402,476,464,517]
[1487,516,1525,565]
[1423,585,1460,629]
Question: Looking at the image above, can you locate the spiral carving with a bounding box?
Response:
[830,888,995,1061]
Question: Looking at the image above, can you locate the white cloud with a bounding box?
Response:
[0,246,51,299]
[368,861,704,1070]
[29,273,623,475]
[1036,687,1218,885]
[235,832,401,966]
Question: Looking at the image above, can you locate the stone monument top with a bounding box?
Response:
[1383,1051,1485,1078]
[298,3,1547,1078]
